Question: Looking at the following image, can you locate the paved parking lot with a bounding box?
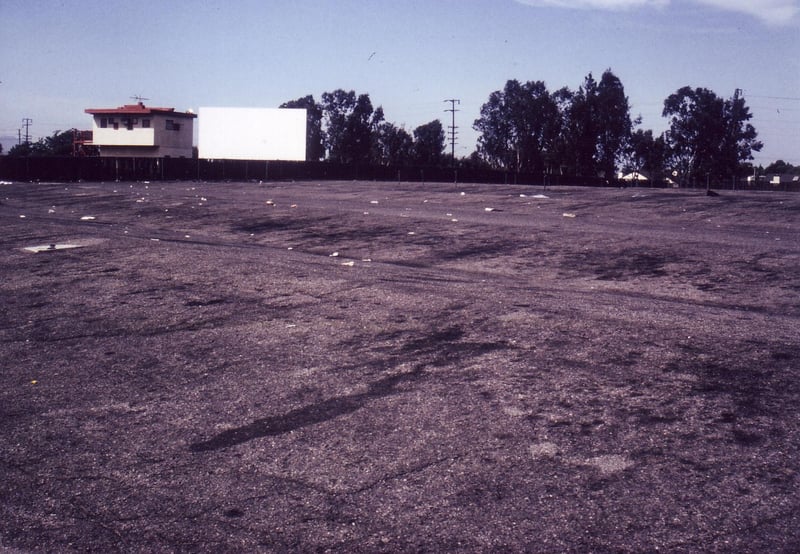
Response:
[1,179,799,552]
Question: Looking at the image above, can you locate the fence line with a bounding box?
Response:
[1,157,796,191]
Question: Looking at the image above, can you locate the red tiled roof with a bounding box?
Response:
[85,102,196,118]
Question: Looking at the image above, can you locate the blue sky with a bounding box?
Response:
[1,0,798,165]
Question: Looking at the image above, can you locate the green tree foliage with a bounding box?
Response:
[474,70,634,178]
[559,74,598,176]
[473,80,561,173]
[7,129,88,157]
[374,122,413,166]
[663,87,762,185]
[595,71,635,179]
[412,120,446,166]
[559,70,634,177]
[280,95,325,161]
[623,129,667,182]
[764,160,800,175]
[321,89,384,164]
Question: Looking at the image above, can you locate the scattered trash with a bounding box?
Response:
[519,194,527,198]
[370,200,379,204]
[341,261,355,267]
[266,200,275,206]
[150,238,160,242]
[451,218,459,222]
[484,207,498,212]
[529,442,559,459]
[48,209,55,214]
[286,324,297,328]
[184,235,191,239]
[290,204,297,208]
[80,216,96,221]
[329,252,339,257]
[363,211,370,215]
[532,194,549,199]
[361,258,372,262]
[562,213,576,218]
[460,192,466,196]
[30,380,37,385]
[446,213,453,217]
[407,231,416,235]
[19,215,26,218]
[586,454,633,476]
[287,247,293,250]
[0,181,13,185]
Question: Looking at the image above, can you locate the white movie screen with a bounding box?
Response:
[198,107,306,161]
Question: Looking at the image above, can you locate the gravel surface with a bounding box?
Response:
[1,180,798,552]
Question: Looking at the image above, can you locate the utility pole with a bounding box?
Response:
[731,88,742,191]
[444,99,460,167]
[22,118,32,145]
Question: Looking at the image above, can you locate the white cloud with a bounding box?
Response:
[514,0,667,8]
[695,0,799,25]
[514,0,800,24]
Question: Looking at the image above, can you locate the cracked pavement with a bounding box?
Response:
[1,180,799,552]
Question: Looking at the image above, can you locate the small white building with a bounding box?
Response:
[618,171,650,182]
[85,102,196,158]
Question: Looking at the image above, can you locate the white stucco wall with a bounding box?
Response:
[91,114,194,157]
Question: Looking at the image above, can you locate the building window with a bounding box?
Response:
[124,118,133,130]
[100,118,108,128]
[166,120,181,131]
[142,119,150,128]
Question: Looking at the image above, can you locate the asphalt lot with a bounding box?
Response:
[1,179,799,552]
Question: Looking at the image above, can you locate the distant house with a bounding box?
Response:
[747,174,800,186]
[84,102,196,158]
[618,171,650,182]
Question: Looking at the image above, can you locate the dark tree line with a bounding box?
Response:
[280,90,445,167]
[7,77,769,185]
[7,129,98,157]
[472,69,764,185]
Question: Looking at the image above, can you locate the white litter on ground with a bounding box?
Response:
[80,216,96,221]
[532,194,549,199]
[529,442,560,459]
[562,213,576,218]
[585,454,633,475]
[23,243,83,253]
